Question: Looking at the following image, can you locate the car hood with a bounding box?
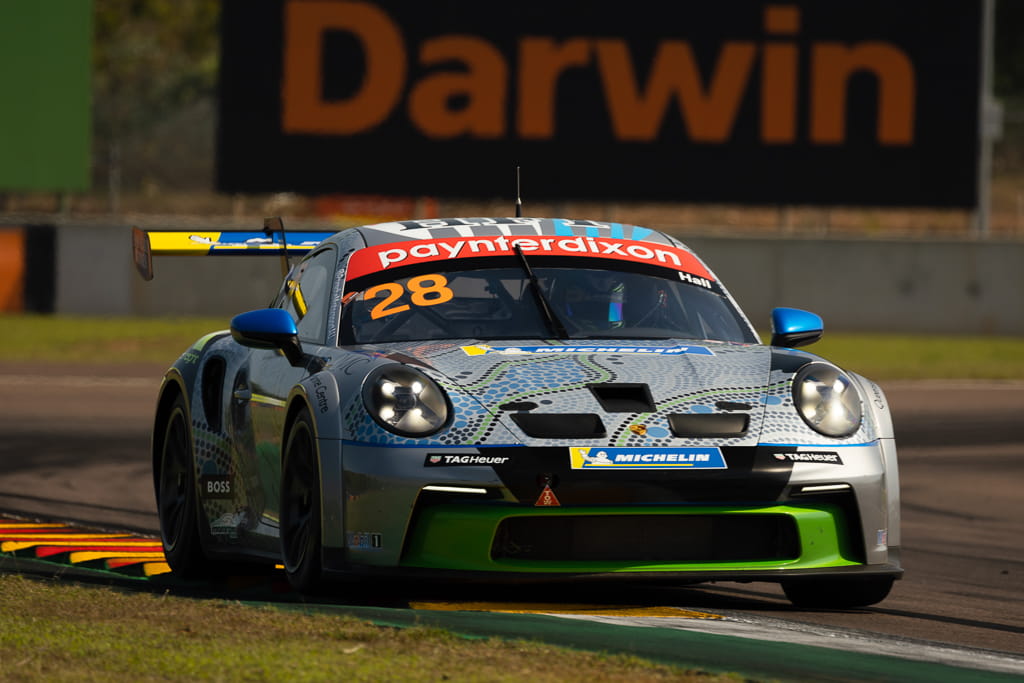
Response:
[360,339,781,447]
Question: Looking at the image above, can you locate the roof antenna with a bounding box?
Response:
[514,166,522,218]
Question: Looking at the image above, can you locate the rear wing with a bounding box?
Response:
[132,217,337,281]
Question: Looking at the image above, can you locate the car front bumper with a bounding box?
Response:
[320,441,901,580]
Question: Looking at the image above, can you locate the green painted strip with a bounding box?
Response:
[268,602,1019,683]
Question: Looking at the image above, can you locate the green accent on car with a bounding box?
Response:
[401,504,860,573]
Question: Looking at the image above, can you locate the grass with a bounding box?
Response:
[2,314,1023,380]
[796,333,1024,380]
[0,314,227,365]
[0,575,739,682]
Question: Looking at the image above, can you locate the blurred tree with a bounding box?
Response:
[92,0,219,209]
[995,0,1024,97]
[995,0,1024,172]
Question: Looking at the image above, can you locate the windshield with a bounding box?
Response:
[339,256,756,345]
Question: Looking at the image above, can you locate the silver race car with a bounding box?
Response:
[141,217,901,607]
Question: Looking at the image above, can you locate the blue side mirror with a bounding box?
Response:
[230,308,305,366]
[770,307,824,348]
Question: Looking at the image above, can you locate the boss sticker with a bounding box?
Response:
[200,474,233,499]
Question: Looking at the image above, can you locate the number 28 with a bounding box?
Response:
[365,274,454,320]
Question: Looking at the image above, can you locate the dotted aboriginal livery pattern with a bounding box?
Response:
[341,339,874,449]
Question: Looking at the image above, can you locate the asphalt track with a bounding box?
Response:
[1,362,1022,679]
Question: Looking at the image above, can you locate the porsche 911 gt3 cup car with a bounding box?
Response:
[140,217,901,607]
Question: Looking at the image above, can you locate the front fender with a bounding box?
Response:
[290,370,343,440]
[288,371,346,552]
[152,332,231,493]
[852,373,896,440]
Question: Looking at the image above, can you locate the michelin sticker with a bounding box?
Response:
[462,344,714,357]
[570,447,727,470]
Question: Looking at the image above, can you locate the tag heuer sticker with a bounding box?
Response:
[424,454,512,467]
[772,451,843,465]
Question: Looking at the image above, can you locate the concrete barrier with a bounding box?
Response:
[684,236,1024,335]
[50,222,1024,335]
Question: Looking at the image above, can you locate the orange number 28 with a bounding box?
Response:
[366,274,454,320]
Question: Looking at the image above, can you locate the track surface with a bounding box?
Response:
[1,362,1021,658]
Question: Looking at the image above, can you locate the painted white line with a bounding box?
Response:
[550,612,1024,676]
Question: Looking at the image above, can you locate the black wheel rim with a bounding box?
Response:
[159,408,191,551]
[282,422,316,572]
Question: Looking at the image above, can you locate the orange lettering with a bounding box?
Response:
[595,39,756,142]
[408,36,507,138]
[277,2,918,149]
[282,0,405,135]
[761,5,799,144]
[517,38,592,139]
[811,43,915,145]
[764,4,800,34]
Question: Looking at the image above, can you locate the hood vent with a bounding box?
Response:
[587,383,656,413]
[669,413,749,438]
[511,413,607,439]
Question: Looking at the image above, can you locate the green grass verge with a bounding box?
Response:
[0,314,226,365]
[0,575,737,682]
[801,333,1024,380]
[2,314,1023,380]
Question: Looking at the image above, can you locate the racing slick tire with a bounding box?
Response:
[280,406,325,594]
[781,577,895,608]
[157,394,208,577]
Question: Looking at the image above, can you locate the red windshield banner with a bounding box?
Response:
[345,235,716,283]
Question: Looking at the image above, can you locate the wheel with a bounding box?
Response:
[157,394,207,576]
[781,577,894,608]
[280,407,324,593]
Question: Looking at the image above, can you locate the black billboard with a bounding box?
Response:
[217,0,982,207]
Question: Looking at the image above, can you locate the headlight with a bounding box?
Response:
[792,363,862,437]
[362,365,450,437]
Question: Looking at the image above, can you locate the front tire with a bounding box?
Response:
[782,577,894,608]
[280,407,324,593]
[157,394,206,576]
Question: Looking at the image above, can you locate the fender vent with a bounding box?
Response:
[201,357,226,432]
[669,413,749,437]
[587,383,656,412]
[510,413,606,439]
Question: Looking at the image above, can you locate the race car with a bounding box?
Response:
[139,217,901,607]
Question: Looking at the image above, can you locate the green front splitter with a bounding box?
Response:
[401,503,861,573]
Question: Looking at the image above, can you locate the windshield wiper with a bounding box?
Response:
[513,245,569,339]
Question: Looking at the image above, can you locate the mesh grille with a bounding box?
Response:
[492,514,798,562]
